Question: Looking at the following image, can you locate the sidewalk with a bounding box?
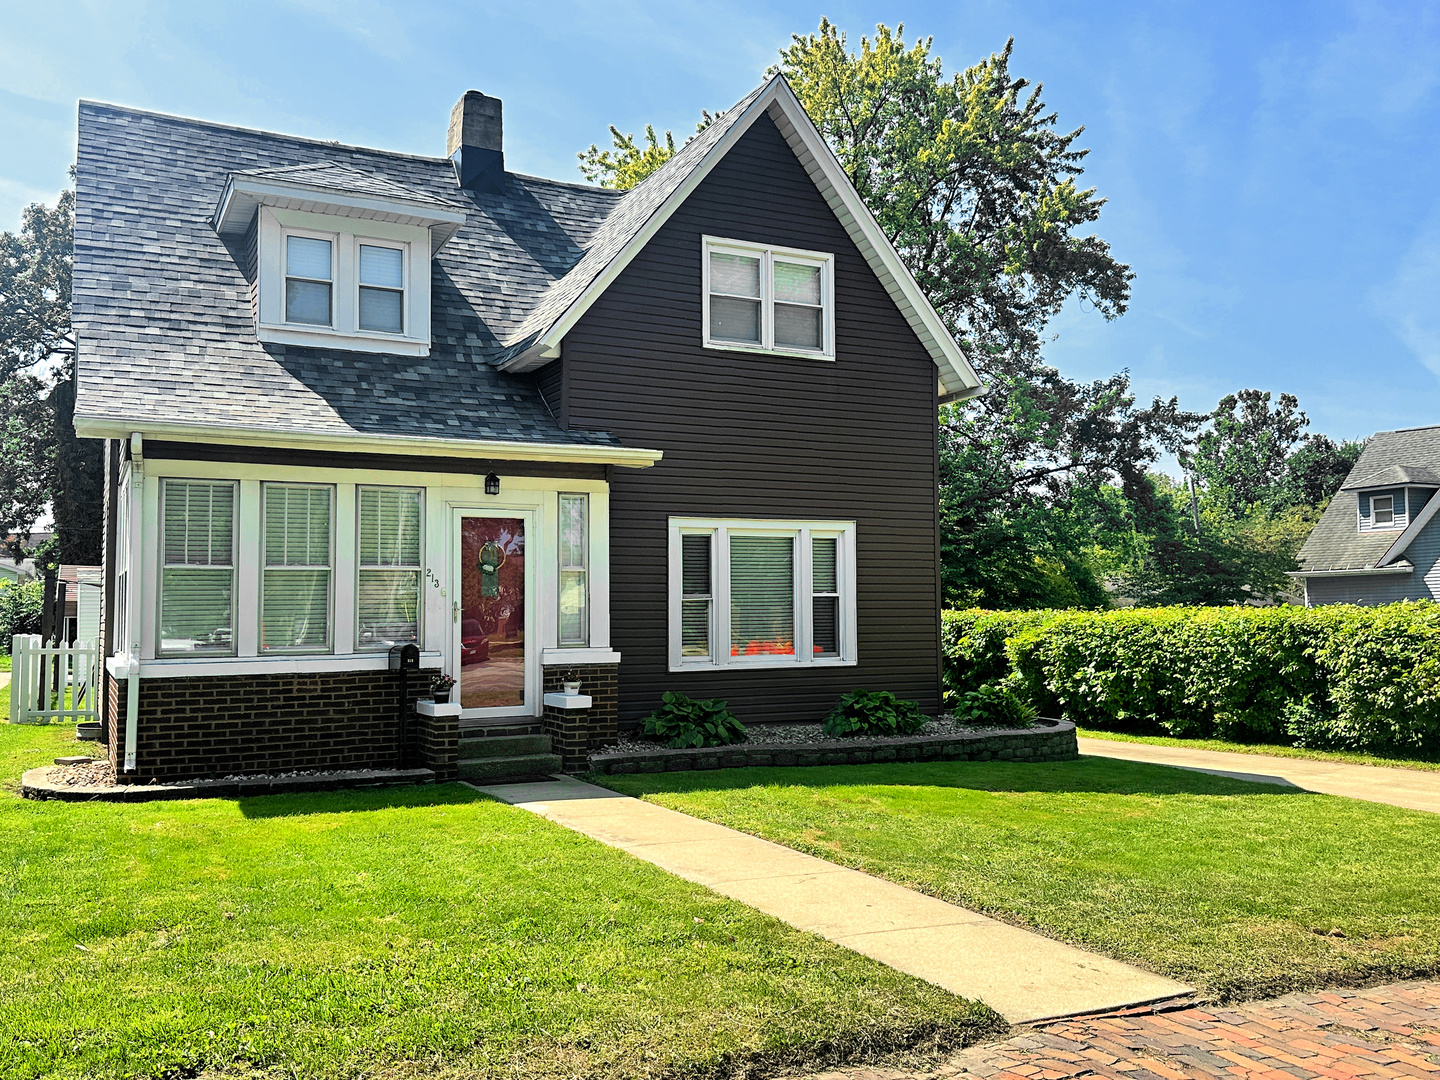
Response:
[476,776,1192,1024]
[1078,737,1440,814]
[808,980,1440,1080]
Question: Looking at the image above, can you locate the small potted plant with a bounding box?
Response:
[431,673,456,704]
[562,668,581,695]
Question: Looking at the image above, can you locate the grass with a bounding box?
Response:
[0,723,999,1080]
[1075,725,1440,772]
[602,758,1440,1002]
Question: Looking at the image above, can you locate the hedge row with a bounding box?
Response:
[941,604,1440,753]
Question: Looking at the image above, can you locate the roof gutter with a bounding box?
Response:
[72,415,664,468]
[1286,564,1414,578]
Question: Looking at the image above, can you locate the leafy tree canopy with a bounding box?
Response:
[1190,389,1308,513]
[577,114,715,190]
[0,188,73,383]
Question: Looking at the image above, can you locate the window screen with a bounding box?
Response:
[730,535,794,658]
[159,479,235,655]
[773,261,823,350]
[356,486,421,650]
[262,483,332,652]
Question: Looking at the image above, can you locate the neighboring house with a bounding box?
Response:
[73,75,982,783]
[1294,425,1440,605]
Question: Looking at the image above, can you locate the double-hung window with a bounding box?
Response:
[669,519,855,669]
[285,235,333,327]
[358,243,404,333]
[1372,494,1395,526]
[261,483,334,653]
[703,237,834,358]
[356,486,422,650]
[558,493,589,646]
[158,479,236,656]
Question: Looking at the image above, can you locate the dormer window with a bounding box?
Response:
[1373,495,1394,526]
[285,235,334,327]
[214,161,465,357]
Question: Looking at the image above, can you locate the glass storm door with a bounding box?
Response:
[457,515,527,713]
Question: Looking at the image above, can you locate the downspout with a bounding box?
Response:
[124,432,143,772]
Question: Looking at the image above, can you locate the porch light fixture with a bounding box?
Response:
[485,473,501,496]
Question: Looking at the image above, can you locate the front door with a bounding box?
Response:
[456,513,530,716]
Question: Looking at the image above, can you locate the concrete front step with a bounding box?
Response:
[458,753,563,782]
[458,733,552,760]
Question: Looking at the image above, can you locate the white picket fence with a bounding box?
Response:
[9,635,101,725]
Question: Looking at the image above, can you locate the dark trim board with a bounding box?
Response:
[142,440,609,480]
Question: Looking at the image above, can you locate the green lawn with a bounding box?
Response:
[0,724,999,1080]
[603,758,1440,1002]
[1076,725,1440,772]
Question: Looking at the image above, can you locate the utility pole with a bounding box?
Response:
[1187,473,1201,534]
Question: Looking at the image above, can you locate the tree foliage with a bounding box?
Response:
[577,115,715,190]
[0,188,72,382]
[1190,389,1308,513]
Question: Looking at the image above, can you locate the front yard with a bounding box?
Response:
[604,757,1440,1001]
[0,724,998,1080]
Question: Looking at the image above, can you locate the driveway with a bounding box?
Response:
[1078,738,1440,815]
[810,981,1440,1080]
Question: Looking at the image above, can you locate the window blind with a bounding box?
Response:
[730,535,794,657]
[262,484,332,652]
[681,533,712,658]
[159,479,235,655]
[358,244,403,333]
[558,493,589,646]
[812,535,839,656]
[773,261,822,350]
[356,487,421,649]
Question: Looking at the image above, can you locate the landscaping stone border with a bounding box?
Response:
[21,766,437,802]
[587,718,1078,774]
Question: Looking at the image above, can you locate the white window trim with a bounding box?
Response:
[259,481,336,655]
[701,236,835,360]
[354,485,425,653]
[256,207,431,356]
[667,517,857,672]
[156,478,239,658]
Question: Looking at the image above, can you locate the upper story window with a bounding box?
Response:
[285,235,334,327]
[703,237,834,359]
[359,244,405,334]
[1372,494,1394,526]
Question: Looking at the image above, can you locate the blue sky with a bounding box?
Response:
[3,0,1437,447]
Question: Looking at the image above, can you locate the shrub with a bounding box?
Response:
[942,601,1440,754]
[642,691,747,748]
[951,682,1037,729]
[822,689,927,738]
[0,579,43,652]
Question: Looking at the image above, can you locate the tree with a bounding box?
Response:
[1274,434,1366,510]
[1190,389,1308,513]
[578,115,715,190]
[0,181,101,564]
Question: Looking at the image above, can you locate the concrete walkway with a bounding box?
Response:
[476,776,1192,1024]
[1078,737,1440,815]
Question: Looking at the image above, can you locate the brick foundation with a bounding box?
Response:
[106,669,458,783]
[541,663,619,771]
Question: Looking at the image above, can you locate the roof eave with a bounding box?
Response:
[213,176,468,239]
[1288,563,1415,577]
[72,414,663,469]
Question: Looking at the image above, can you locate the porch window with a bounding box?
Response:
[703,237,834,358]
[557,493,589,646]
[669,518,855,670]
[158,479,235,656]
[261,483,333,652]
[356,486,421,650]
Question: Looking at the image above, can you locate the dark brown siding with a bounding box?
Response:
[535,360,563,421]
[564,115,942,724]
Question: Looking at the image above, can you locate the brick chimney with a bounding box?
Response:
[448,91,505,194]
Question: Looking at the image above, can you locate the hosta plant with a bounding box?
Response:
[642,691,747,748]
[951,682,1037,729]
[821,689,928,737]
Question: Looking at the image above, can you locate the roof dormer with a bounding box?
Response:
[1343,466,1440,533]
[214,163,467,356]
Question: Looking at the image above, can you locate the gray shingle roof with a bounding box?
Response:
[73,99,627,449]
[233,161,465,209]
[1296,425,1440,573]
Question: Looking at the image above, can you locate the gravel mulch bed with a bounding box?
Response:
[599,715,1045,755]
[47,756,116,788]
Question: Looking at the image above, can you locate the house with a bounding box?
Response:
[1293,425,1440,605]
[72,75,982,784]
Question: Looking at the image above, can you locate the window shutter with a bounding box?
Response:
[730,535,794,657]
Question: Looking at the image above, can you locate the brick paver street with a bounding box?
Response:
[807,982,1440,1080]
